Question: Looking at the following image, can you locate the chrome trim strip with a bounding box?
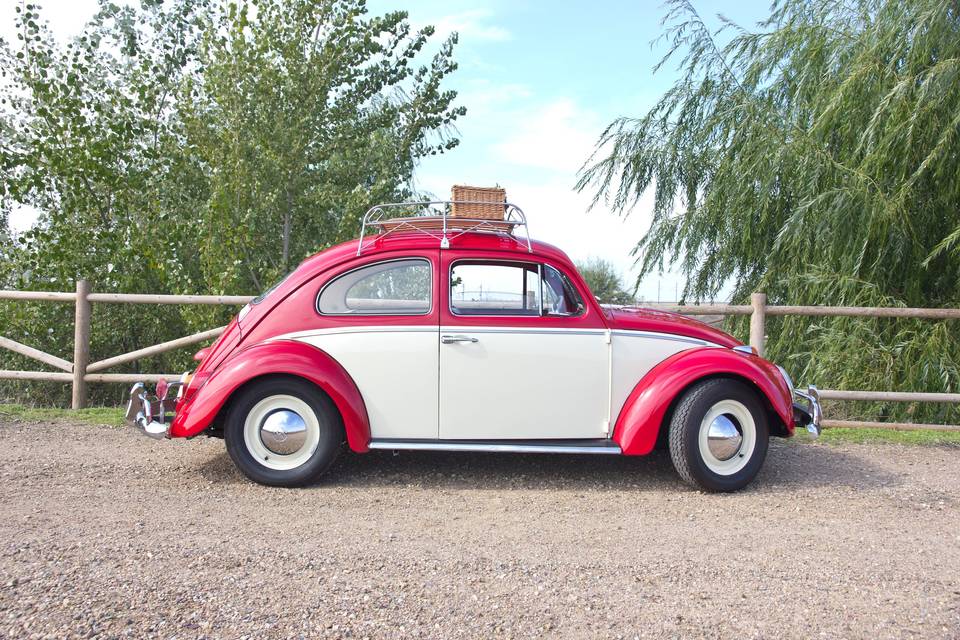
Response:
[368,440,623,454]
[274,326,721,343]
[439,326,606,337]
[270,326,439,341]
[610,329,719,347]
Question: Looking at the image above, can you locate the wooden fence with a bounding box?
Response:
[1,283,959,431]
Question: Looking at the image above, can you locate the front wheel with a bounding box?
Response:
[668,378,769,492]
[225,377,343,487]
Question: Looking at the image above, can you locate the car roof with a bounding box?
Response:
[236,231,580,329]
[297,230,575,277]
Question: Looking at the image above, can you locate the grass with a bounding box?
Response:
[1,403,958,446]
[0,403,124,427]
[816,427,960,446]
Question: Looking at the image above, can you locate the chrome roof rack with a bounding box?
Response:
[357,200,532,256]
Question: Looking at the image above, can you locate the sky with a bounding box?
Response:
[0,0,771,301]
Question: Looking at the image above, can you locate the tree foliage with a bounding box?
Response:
[575,258,634,305]
[183,0,463,292]
[0,0,463,405]
[578,0,960,422]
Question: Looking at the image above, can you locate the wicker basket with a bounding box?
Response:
[450,185,507,220]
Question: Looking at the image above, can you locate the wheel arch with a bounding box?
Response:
[211,371,343,434]
[169,340,371,452]
[613,348,794,456]
[655,372,789,446]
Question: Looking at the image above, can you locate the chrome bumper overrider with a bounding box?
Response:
[124,381,183,439]
[792,385,822,437]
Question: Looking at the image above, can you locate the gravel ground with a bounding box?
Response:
[0,419,959,639]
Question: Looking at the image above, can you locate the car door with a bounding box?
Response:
[294,253,440,440]
[439,256,610,440]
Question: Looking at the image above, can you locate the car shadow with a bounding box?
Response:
[196,439,902,494]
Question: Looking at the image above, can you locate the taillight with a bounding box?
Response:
[182,369,210,402]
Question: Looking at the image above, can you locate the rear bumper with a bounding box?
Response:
[124,380,184,439]
[792,385,822,437]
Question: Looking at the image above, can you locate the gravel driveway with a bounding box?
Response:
[1,418,958,639]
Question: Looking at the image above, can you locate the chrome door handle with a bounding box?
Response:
[441,334,479,344]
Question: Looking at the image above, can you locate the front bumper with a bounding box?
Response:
[124,380,184,439]
[792,385,822,437]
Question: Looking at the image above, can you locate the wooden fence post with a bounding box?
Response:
[750,292,767,356]
[71,279,91,410]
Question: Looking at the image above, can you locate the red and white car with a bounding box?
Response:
[126,201,820,492]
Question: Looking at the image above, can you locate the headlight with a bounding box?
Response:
[776,365,794,393]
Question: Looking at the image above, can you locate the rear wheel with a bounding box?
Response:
[225,377,343,487]
[668,379,769,492]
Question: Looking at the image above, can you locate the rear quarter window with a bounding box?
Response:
[317,258,432,315]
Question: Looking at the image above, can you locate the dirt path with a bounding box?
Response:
[0,419,958,639]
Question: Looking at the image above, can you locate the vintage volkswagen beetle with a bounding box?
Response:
[126,201,820,492]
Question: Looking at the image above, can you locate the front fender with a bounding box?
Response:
[613,347,793,456]
[169,340,371,452]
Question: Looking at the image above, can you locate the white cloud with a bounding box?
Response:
[415,89,693,302]
[429,9,511,42]
[454,79,533,117]
[491,98,601,173]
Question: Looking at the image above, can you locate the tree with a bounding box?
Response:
[578,0,960,422]
[575,258,634,305]
[0,0,213,406]
[182,0,464,293]
[0,0,463,406]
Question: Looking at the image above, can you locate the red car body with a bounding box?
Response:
[125,210,820,490]
[168,233,796,450]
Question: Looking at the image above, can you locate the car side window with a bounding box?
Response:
[318,259,431,315]
[541,264,585,316]
[450,261,541,316]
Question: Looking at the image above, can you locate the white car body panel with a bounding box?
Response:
[609,331,710,426]
[438,326,609,440]
[292,327,439,439]
[282,326,719,442]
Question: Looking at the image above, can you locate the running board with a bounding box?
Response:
[368,439,622,455]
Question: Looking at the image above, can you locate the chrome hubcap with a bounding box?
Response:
[259,409,308,455]
[706,414,743,461]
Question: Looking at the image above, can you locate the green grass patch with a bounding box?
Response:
[1,403,959,445]
[0,403,124,427]
[814,427,960,446]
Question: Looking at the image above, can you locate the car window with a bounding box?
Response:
[450,261,542,316]
[542,265,585,316]
[318,259,431,315]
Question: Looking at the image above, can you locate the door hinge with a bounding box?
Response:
[605,330,612,344]
[601,420,610,435]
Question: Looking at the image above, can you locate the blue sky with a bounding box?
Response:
[2,0,772,301]
[370,0,771,301]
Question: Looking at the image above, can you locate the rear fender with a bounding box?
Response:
[613,347,793,456]
[169,340,371,452]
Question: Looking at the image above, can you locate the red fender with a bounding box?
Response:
[169,340,371,452]
[613,348,794,456]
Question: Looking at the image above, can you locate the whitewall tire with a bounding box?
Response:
[668,379,769,492]
[225,377,343,487]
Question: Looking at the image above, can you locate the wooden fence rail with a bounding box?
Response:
[1,281,959,431]
[0,280,253,408]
